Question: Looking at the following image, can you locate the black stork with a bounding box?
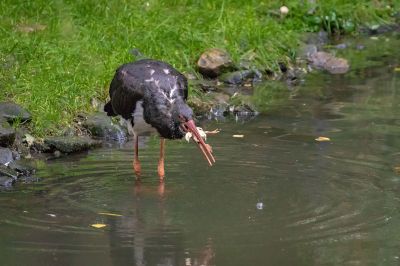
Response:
[104,59,215,180]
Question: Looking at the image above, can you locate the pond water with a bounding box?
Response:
[1,35,400,265]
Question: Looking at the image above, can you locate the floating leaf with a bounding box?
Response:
[315,136,331,142]
[91,223,107,229]
[233,135,244,138]
[394,166,400,175]
[98,212,123,217]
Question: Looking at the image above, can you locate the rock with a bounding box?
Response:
[232,104,258,116]
[8,161,36,176]
[44,136,102,154]
[0,102,31,123]
[219,70,262,85]
[208,92,230,119]
[0,157,36,187]
[0,176,15,187]
[31,139,52,153]
[308,51,349,74]
[197,48,235,78]
[83,112,127,141]
[285,67,306,86]
[187,97,213,116]
[0,124,16,147]
[0,147,13,166]
[0,164,18,179]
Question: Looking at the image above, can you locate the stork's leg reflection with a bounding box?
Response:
[158,138,165,181]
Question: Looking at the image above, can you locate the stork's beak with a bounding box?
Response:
[184,120,215,166]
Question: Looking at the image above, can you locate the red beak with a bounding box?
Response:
[184,120,215,166]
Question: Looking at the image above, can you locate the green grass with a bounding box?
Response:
[0,0,397,136]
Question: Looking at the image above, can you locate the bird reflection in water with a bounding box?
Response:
[104,179,215,266]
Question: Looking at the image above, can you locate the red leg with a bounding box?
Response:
[133,134,141,178]
[158,138,165,181]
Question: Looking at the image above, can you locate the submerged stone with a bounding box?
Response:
[83,112,127,141]
[44,136,102,154]
[308,51,349,74]
[0,102,32,123]
[197,48,235,78]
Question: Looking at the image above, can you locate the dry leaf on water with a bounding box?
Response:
[233,135,244,138]
[91,223,107,229]
[315,136,331,142]
[98,212,123,217]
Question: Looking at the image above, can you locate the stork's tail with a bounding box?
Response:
[104,101,116,116]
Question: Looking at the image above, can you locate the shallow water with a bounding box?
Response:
[2,35,400,265]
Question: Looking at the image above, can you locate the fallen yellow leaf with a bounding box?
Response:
[315,136,331,142]
[394,166,400,175]
[91,223,107,229]
[98,212,123,217]
[233,135,244,138]
[394,67,400,72]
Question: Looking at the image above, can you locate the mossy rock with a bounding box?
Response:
[197,48,235,78]
[0,102,31,123]
[83,112,127,141]
[44,136,102,154]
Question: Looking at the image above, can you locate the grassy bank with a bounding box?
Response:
[0,0,398,136]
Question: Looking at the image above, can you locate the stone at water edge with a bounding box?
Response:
[8,161,36,176]
[44,136,102,154]
[219,70,262,85]
[83,112,127,141]
[197,48,235,78]
[0,176,15,187]
[0,164,17,187]
[0,102,32,123]
[0,147,13,166]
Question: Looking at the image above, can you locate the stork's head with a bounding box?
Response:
[174,104,215,166]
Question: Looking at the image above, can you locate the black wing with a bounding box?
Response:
[104,59,188,120]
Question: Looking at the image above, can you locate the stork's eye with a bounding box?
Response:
[178,115,187,123]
